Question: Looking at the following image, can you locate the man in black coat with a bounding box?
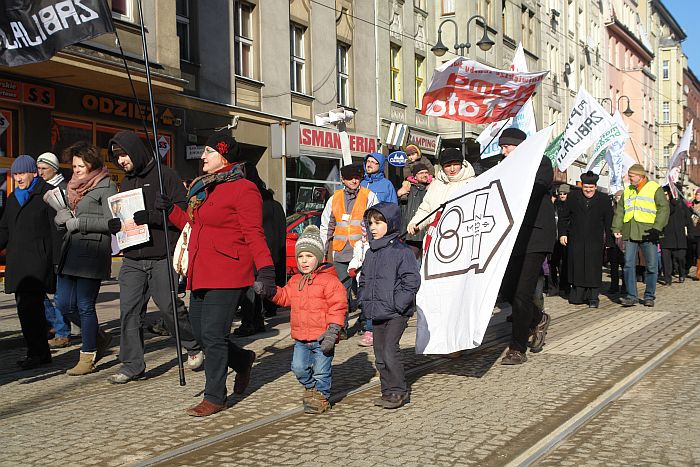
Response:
[0,156,55,370]
[549,183,570,296]
[498,129,556,365]
[106,131,203,384]
[660,186,694,285]
[558,171,613,308]
[398,162,431,260]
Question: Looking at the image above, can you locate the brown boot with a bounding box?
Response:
[66,351,96,376]
[48,336,71,348]
[695,260,700,281]
[185,399,225,417]
[304,389,330,414]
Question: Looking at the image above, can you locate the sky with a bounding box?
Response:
[663,0,700,72]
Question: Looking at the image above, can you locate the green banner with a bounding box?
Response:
[544,132,564,167]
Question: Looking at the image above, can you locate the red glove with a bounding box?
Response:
[348,268,357,278]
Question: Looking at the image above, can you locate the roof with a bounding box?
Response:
[653,0,687,41]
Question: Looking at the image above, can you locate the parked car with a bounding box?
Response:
[286,210,322,276]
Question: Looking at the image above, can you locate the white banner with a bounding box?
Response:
[556,88,617,172]
[476,43,537,159]
[586,111,629,174]
[415,126,554,354]
[665,120,693,198]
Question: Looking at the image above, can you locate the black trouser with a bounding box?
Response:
[607,246,624,290]
[372,315,409,397]
[662,248,686,282]
[189,288,253,405]
[501,252,547,353]
[239,287,265,330]
[549,244,569,295]
[569,286,600,305]
[16,291,51,359]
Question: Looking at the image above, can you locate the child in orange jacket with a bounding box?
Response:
[256,225,347,414]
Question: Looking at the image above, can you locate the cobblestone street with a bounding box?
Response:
[0,262,698,466]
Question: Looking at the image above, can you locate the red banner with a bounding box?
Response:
[420,57,548,124]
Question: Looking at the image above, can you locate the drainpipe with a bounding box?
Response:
[374,0,382,150]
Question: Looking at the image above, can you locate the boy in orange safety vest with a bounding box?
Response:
[320,163,378,339]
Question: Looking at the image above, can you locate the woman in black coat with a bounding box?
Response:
[660,186,694,285]
[0,156,55,370]
[558,172,613,307]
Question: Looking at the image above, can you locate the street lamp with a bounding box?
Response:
[599,95,634,117]
[431,15,496,161]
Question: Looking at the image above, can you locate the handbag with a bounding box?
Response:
[173,222,191,276]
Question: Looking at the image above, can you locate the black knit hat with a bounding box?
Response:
[340,163,364,179]
[499,127,527,147]
[580,170,599,185]
[205,132,240,163]
[439,148,463,166]
[411,163,430,176]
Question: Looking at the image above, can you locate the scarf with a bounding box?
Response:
[47,173,65,187]
[343,185,360,201]
[186,162,246,219]
[15,176,39,207]
[67,167,110,210]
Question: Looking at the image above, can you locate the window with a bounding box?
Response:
[415,55,425,109]
[234,1,254,78]
[111,0,132,21]
[442,0,455,15]
[663,101,670,123]
[478,0,494,23]
[414,0,427,10]
[176,0,191,62]
[663,146,670,167]
[390,45,401,101]
[521,8,534,50]
[662,60,669,80]
[337,43,350,106]
[290,24,306,93]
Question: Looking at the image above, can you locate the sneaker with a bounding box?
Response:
[358,331,373,347]
[48,336,71,348]
[382,393,407,409]
[501,348,527,365]
[187,351,204,370]
[619,296,637,307]
[373,395,388,407]
[643,299,655,307]
[107,371,145,384]
[528,312,550,354]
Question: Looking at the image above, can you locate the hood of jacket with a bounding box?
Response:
[364,152,387,182]
[435,160,475,184]
[365,201,401,250]
[108,131,154,178]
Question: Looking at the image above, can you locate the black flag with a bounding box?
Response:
[0,0,114,67]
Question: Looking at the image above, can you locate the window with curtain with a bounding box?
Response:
[415,55,425,109]
[234,1,254,78]
[337,43,350,106]
[290,23,306,93]
[390,45,401,101]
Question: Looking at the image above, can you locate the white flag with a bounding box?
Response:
[556,88,617,172]
[665,120,693,198]
[415,126,554,354]
[605,142,635,193]
[586,111,629,174]
[477,43,537,159]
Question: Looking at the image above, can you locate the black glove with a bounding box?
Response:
[154,193,174,214]
[133,210,152,226]
[107,218,122,235]
[319,324,342,355]
[643,228,661,243]
[253,265,277,299]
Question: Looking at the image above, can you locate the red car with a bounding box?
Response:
[285,210,323,276]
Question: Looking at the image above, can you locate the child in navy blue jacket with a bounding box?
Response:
[358,202,421,409]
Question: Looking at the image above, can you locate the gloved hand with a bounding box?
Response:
[154,193,174,214]
[54,209,72,227]
[253,265,277,298]
[643,228,661,243]
[347,268,357,278]
[65,217,80,233]
[107,218,122,234]
[319,324,342,355]
[133,210,151,226]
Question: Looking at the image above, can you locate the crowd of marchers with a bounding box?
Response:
[2,127,699,416]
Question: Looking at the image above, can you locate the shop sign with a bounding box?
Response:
[406,129,440,155]
[0,78,55,108]
[81,93,177,126]
[387,151,407,167]
[299,124,376,156]
[186,145,204,160]
[157,135,170,158]
[0,112,9,136]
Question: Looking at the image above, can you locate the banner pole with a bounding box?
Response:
[136,0,186,386]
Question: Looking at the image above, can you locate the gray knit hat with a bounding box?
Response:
[37,152,60,172]
[295,225,325,266]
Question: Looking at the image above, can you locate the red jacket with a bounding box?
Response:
[272,264,347,341]
[168,172,273,291]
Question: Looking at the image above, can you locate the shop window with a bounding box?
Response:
[51,118,93,161]
[285,155,343,213]
[0,109,15,158]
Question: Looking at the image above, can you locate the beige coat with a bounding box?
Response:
[409,161,475,229]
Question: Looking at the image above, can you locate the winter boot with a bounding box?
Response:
[302,387,315,411]
[695,260,700,281]
[304,389,330,414]
[66,351,96,376]
[96,328,112,361]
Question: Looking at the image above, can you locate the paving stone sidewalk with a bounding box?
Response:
[0,266,698,466]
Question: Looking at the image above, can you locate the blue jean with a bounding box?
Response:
[55,275,102,352]
[44,295,71,338]
[291,340,333,399]
[623,240,658,301]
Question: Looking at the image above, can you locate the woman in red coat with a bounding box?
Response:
[157,132,276,417]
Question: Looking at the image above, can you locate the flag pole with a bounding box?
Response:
[136,0,186,386]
